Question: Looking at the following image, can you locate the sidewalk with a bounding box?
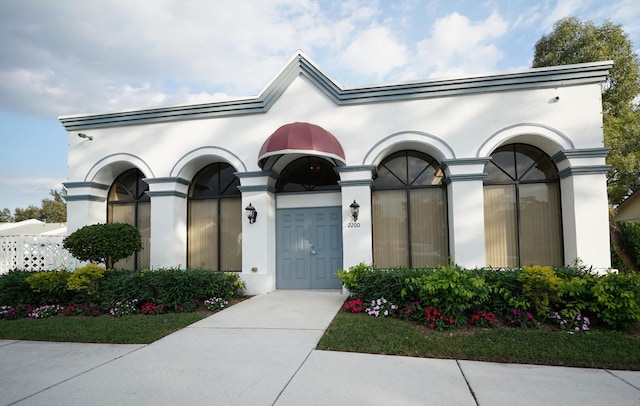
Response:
[1,290,639,405]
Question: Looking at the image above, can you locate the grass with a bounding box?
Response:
[317,311,640,370]
[2,304,639,370]
[0,311,211,344]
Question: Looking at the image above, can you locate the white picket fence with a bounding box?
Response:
[0,235,82,273]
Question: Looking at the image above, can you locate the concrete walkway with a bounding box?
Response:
[1,290,639,405]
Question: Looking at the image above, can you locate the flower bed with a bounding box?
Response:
[338,263,640,332]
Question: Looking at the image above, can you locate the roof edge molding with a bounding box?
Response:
[59,52,613,131]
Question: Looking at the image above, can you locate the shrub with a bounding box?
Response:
[63,223,142,268]
[475,267,522,316]
[337,263,373,296]
[612,220,640,272]
[518,266,562,319]
[96,269,141,305]
[25,269,72,304]
[338,264,434,305]
[411,264,489,323]
[558,274,595,313]
[590,271,640,331]
[134,269,244,304]
[0,270,42,306]
[67,264,105,295]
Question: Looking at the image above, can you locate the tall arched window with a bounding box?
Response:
[188,163,242,270]
[107,168,150,269]
[372,150,448,268]
[483,143,563,267]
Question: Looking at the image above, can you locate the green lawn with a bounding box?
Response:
[2,308,638,370]
[317,311,640,370]
[0,312,210,344]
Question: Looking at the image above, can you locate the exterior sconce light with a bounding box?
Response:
[245,203,257,224]
[349,200,360,222]
[77,133,93,140]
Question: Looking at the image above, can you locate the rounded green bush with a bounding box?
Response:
[63,223,142,268]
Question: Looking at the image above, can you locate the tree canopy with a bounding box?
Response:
[2,189,67,223]
[532,17,640,205]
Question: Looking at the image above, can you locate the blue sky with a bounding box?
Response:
[1,0,639,213]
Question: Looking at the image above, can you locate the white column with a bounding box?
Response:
[442,159,490,268]
[336,166,375,269]
[554,148,611,271]
[145,178,189,269]
[63,182,109,233]
[236,171,277,295]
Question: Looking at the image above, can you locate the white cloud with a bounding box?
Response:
[340,26,409,80]
[408,11,508,78]
[541,0,585,31]
[0,0,638,123]
[0,0,405,117]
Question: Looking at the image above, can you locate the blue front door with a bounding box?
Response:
[276,207,342,289]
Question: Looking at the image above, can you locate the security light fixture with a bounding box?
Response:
[245,203,257,224]
[349,199,360,222]
[77,133,93,140]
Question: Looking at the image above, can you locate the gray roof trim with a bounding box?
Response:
[143,177,190,186]
[65,194,106,202]
[63,181,109,190]
[338,179,374,188]
[334,165,377,175]
[59,52,613,131]
[235,170,278,180]
[441,158,492,169]
[238,185,276,193]
[558,165,611,179]
[445,173,488,184]
[552,148,610,163]
[146,190,188,199]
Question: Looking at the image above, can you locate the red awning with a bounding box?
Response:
[258,122,346,168]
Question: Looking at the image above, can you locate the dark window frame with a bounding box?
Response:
[372,150,449,268]
[188,162,241,270]
[483,143,563,267]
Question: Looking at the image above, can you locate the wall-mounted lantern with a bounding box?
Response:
[349,200,360,222]
[245,203,257,224]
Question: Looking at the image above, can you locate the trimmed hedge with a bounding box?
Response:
[0,268,245,315]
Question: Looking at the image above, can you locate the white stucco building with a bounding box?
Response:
[60,52,613,294]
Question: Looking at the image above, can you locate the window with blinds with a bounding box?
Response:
[483,144,563,267]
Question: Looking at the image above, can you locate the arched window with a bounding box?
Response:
[276,156,340,192]
[483,143,563,267]
[372,150,448,268]
[188,163,241,270]
[107,168,150,269]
